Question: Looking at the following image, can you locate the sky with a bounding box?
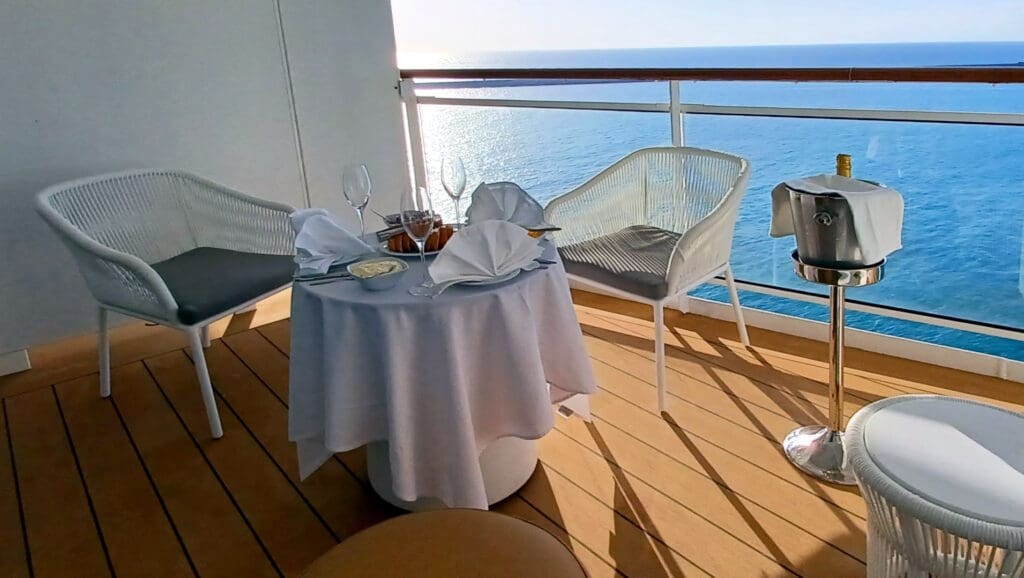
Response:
[391,0,1024,54]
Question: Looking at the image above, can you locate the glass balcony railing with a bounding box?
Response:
[400,68,1024,362]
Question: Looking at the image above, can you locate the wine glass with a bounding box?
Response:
[400,186,436,296]
[342,164,372,239]
[441,156,467,227]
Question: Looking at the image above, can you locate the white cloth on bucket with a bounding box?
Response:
[290,208,373,276]
[429,220,544,286]
[466,182,554,230]
[770,175,904,263]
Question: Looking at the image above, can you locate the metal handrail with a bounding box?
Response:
[413,95,1024,127]
[397,72,1024,343]
[400,66,1024,84]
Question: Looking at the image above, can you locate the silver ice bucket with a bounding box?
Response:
[787,188,870,268]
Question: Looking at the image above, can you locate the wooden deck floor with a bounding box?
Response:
[2,290,1022,578]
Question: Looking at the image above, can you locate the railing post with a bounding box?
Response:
[399,78,428,190]
[669,80,683,146]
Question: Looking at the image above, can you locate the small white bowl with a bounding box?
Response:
[346,257,408,291]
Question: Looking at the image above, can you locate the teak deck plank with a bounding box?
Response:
[0,403,31,578]
[111,362,279,578]
[582,333,869,518]
[55,375,194,577]
[145,349,337,576]
[550,412,866,573]
[576,297,1024,411]
[258,319,292,356]
[221,329,292,404]
[557,379,870,558]
[494,496,624,578]
[536,428,802,577]
[590,374,868,519]
[578,309,872,416]
[0,291,292,401]
[517,462,713,577]
[4,290,1021,578]
[583,333,819,439]
[208,335,397,539]
[5,387,111,578]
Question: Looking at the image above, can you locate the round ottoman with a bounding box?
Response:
[846,395,1024,578]
[300,509,587,578]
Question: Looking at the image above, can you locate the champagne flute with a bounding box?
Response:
[441,156,467,227]
[400,186,436,296]
[342,164,372,239]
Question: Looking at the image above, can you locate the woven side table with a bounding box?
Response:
[846,395,1024,578]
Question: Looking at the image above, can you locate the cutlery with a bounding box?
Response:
[535,258,557,265]
[295,272,353,283]
[308,276,355,286]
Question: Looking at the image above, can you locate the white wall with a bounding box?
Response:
[0,0,408,355]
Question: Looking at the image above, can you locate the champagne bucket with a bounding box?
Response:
[787,189,869,268]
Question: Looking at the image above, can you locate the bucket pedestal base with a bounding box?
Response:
[782,425,857,486]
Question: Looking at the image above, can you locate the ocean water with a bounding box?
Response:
[402,43,1024,361]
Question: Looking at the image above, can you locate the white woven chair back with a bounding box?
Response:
[42,171,199,264]
[545,146,750,295]
[36,169,296,322]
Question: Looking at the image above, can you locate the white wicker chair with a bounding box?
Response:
[545,147,751,412]
[36,170,296,438]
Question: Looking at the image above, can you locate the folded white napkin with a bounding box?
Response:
[466,182,554,230]
[770,175,904,263]
[290,208,374,276]
[429,220,543,285]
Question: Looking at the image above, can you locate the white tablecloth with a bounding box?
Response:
[288,242,597,509]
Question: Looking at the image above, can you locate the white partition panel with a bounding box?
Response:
[278,0,409,229]
[0,0,407,357]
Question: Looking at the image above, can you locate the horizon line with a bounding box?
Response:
[398,39,1024,58]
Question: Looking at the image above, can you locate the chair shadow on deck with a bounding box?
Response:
[579,321,829,428]
[573,290,896,409]
[588,422,693,577]
[224,309,260,336]
[661,411,867,566]
[664,322,885,408]
[576,315,869,545]
[658,412,797,571]
[523,455,688,577]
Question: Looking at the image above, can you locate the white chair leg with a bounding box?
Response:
[200,325,211,348]
[725,264,750,346]
[654,301,666,413]
[98,308,111,398]
[187,329,224,439]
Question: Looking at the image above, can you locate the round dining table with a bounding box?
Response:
[287,242,597,510]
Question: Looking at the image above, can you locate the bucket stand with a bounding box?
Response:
[782,250,884,485]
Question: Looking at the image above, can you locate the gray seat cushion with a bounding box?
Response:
[558,225,681,300]
[151,247,294,325]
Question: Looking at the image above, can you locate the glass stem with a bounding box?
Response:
[454,199,461,227]
[356,209,366,240]
[418,242,430,286]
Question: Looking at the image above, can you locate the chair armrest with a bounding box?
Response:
[666,165,750,294]
[177,173,296,256]
[35,197,179,321]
